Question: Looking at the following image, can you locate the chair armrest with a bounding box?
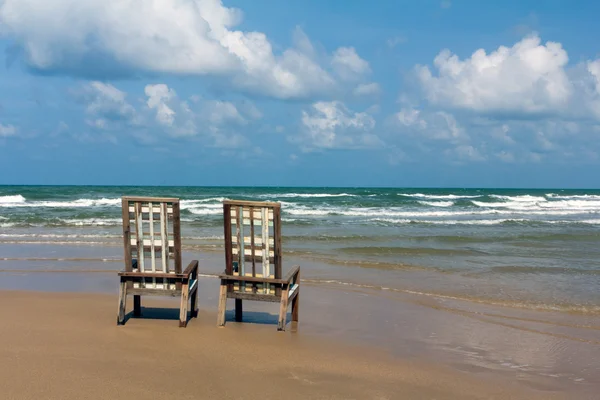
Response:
[118,271,181,279]
[282,265,300,284]
[183,260,199,278]
[218,273,287,285]
[119,260,198,280]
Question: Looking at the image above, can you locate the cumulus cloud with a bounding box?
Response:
[353,82,381,97]
[76,82,138,129]
[332,47,371,80]
[0,123,17,137]
[0,0,368,99]
[293,101,380,151]
[416,35,573,115]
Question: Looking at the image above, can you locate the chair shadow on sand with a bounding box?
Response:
[120,306,296,330]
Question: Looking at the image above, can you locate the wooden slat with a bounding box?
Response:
[160,202,169,287]
[123,196,179,203]
[129,206,174,214]
[135,202,145,275]
[250,207,256,293]
[227,292,281,302]
[122,198,133,273]
[224,199,280,208]
[273,205,282,297]
[127,288,182,297]
[262,207,270,294]
[218,274,288,285]
[149,201,156,288]
[231,236,274,246]
[236,205,245,291]
[130,238,175,248]
[173,201,182,275]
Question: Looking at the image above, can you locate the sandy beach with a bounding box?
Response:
[0,290,570,400]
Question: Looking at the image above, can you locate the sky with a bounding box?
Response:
[1,0,600,188]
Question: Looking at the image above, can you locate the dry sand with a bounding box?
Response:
[0,290,564,400]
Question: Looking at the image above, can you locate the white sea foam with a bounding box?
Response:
[398,193,481,199]
[259,193,357,198]
[489,195,546,202]
[0,197,121,208]
[58,218,122,226]
[546,193,600,200]
[370,218,528,225]
[186,208,222,215]
[284,205,596,218]
[180,198,226,208]
[0,233,119,238]
[417,201,454,207]
[0,194,26,204]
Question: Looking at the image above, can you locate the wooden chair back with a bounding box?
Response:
[223,200,282,295]
[121,196,182,290]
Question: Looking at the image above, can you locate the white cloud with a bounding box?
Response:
[145,84,178,127]
[394,108,467,142]
[0,123,17,137]
[144,84,248,139]
[77,81,138,129]
[417,35,574,115]
[353,82,381,97]
[0,0,355,99]
[294,101,380,151]
[387,36,407,48]
[440,0,452,9]
[332,47,371,80]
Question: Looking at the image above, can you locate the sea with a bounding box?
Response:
[0,185,599,315]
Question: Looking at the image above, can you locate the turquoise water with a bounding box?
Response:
[1,186,599,313]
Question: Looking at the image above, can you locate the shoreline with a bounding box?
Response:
[0,289,568,400]
[1,268,598,398]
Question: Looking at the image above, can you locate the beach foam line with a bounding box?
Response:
[398,193,481,199]
[0,194,26,204]
[258,193,358,198]
[299,279,600,316]
[0,197,121,208]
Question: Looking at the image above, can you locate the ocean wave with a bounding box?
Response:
[417,201,454,207]
[57,218,122,226]
[472,199,600,212]
[180,198,226,207]
[398,193,481,199]
[259,193,358,198]
[371,218,528,225]
[370,218,600,226]
[185,207,222,215]
[0,197,121,208]
[0,233,120,239]
[546,193,600,200]
[489,194,546,202]
[0,194,26,204]
[284,205,596,218]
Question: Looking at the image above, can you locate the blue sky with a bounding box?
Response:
[1,0,600,187]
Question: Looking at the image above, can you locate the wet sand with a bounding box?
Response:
[0,243,599,398]
[0,290,566,400]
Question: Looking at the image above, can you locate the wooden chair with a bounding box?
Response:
[117,196,199,327]
[217,200,300,331]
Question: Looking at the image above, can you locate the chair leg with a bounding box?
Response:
[133,295,141,317]
[277,290,290,331]
[179,283,189,328]
[117,279,127,325]
[235,299,243,322]
[217,282,227,327]
[292,290,299,323]
[190,285,198,318]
